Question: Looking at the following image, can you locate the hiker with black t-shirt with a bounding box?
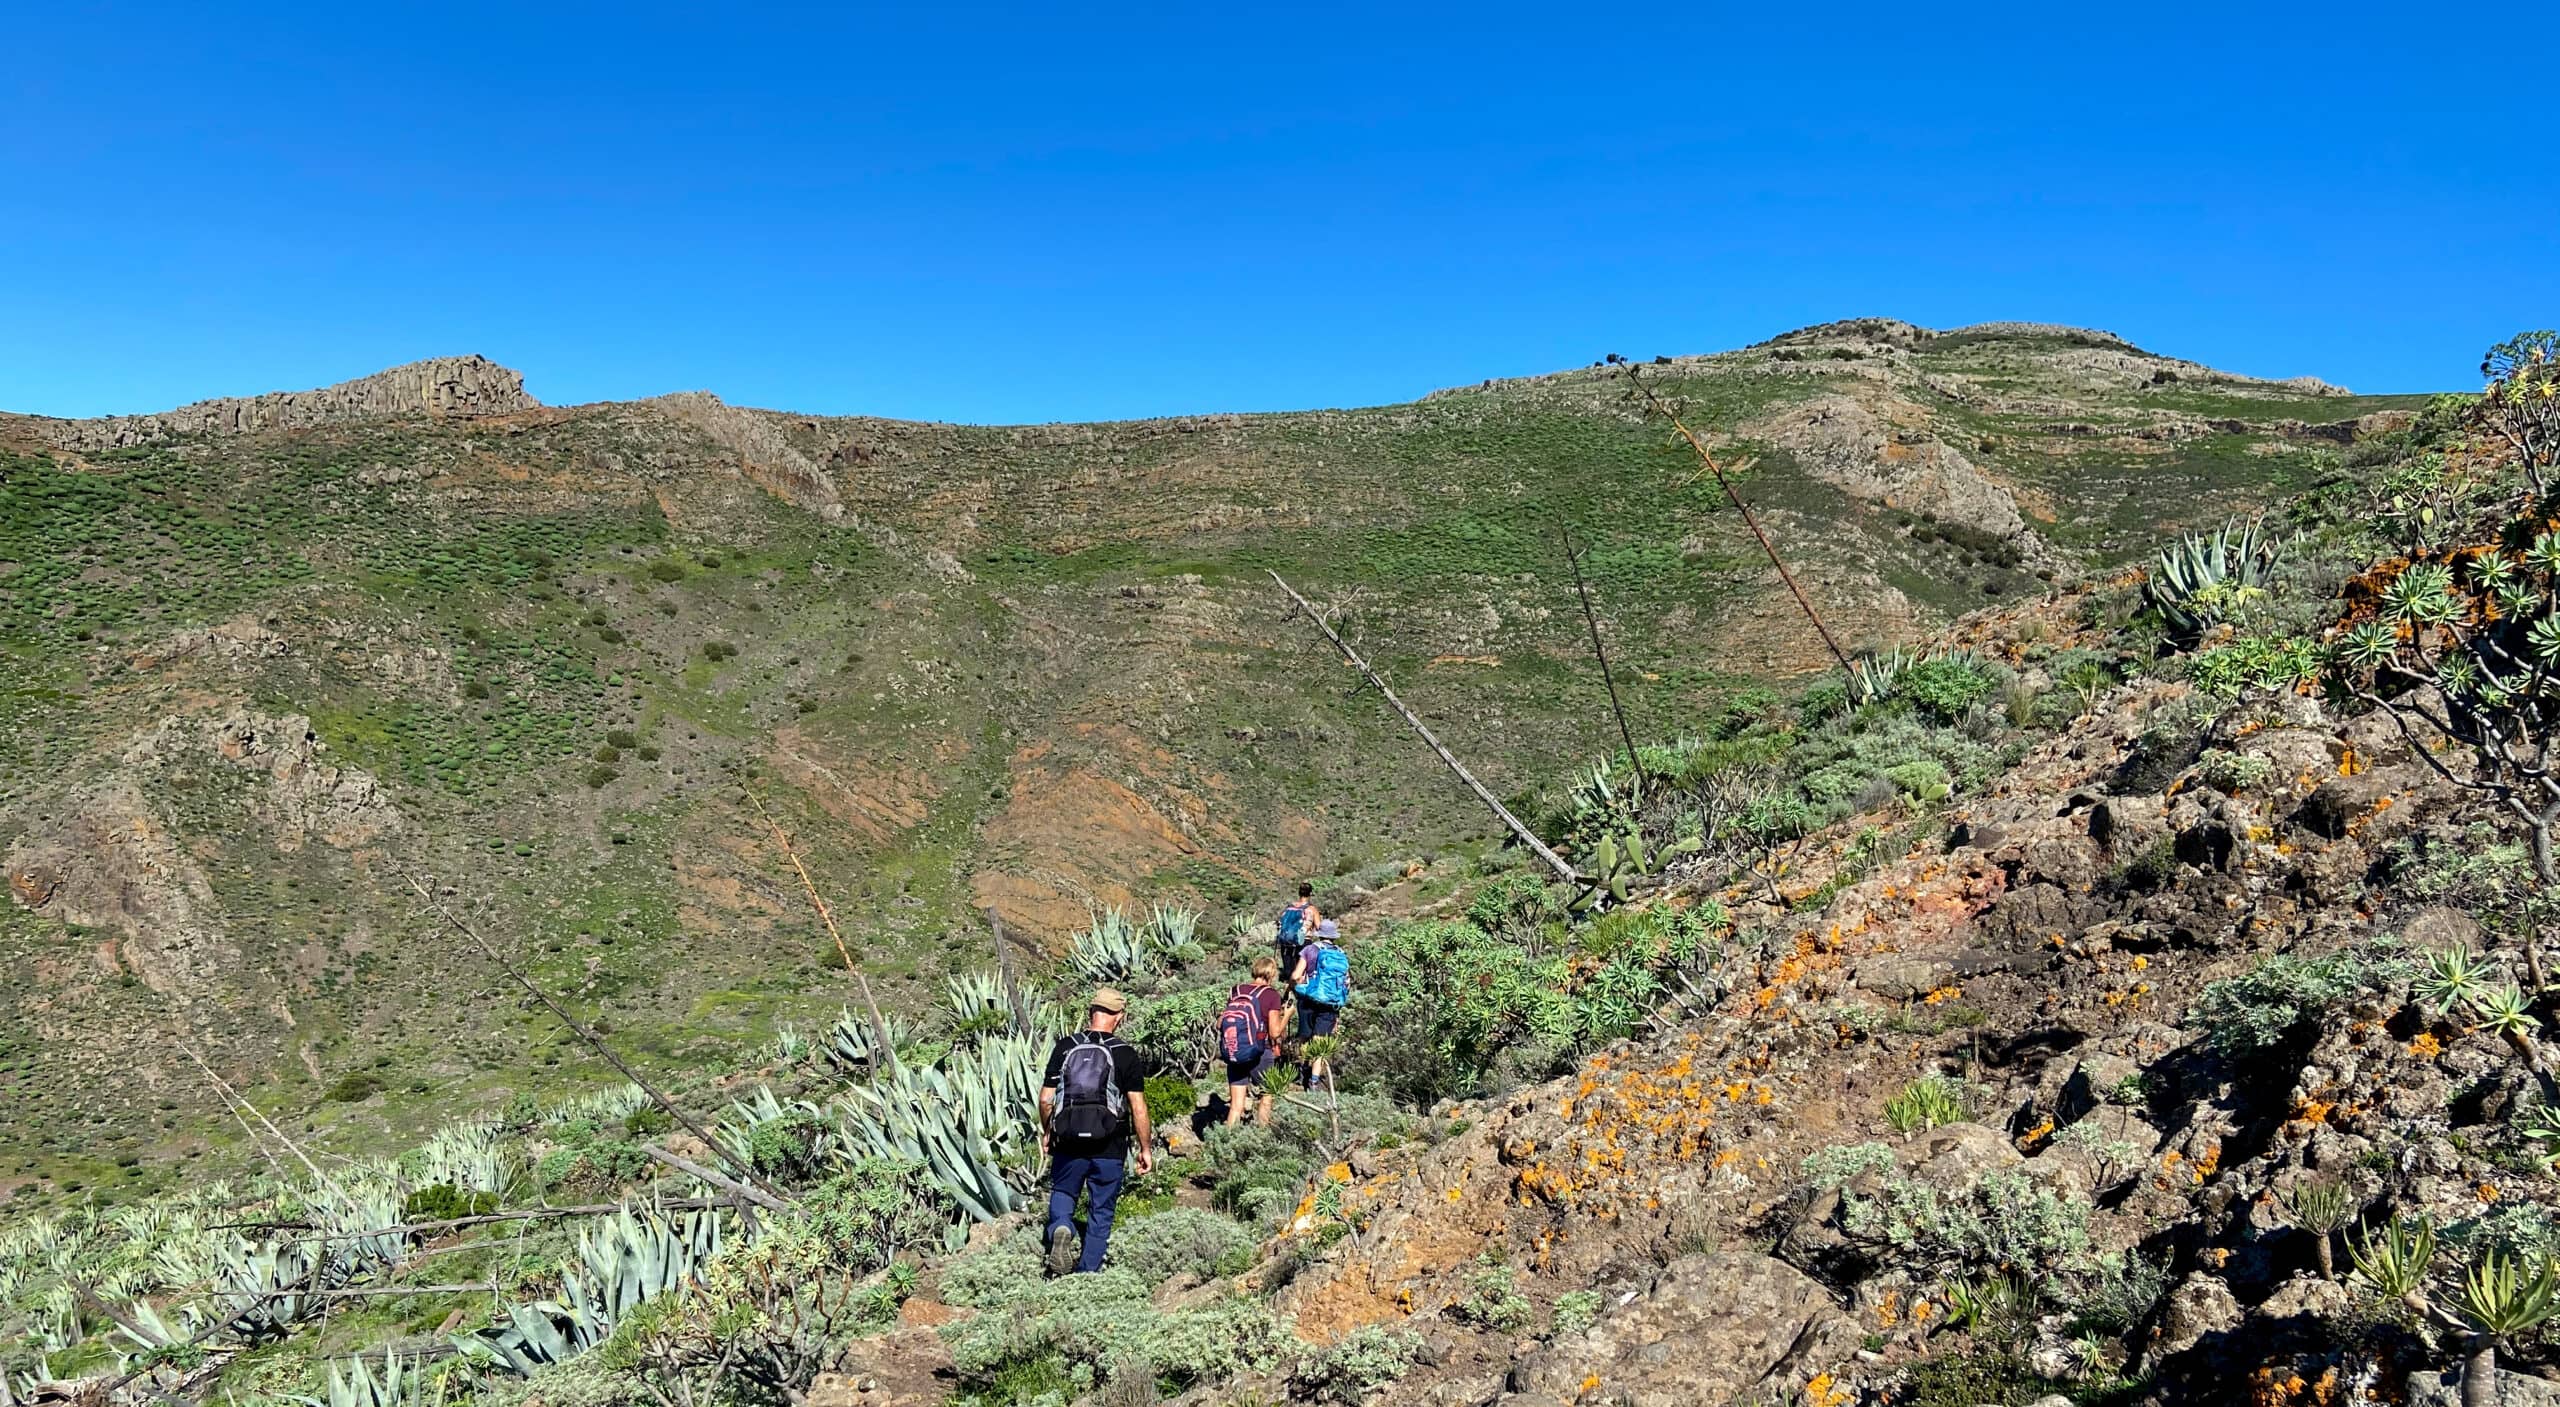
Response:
[1273,883,1320,995]
[1037,987,1152,1276]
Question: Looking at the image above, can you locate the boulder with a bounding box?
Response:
[1908,1123,2025,1188]
[2408,1367,2560,1406]
[1855,956,1953,1002]
[1501,1253,1857,1406]
[2256,1275,2349,1324]
[2149,1272,2242,1362]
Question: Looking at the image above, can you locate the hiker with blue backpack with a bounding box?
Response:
[1217,956,1290,1127]
[1273,883,1321,989]
[1038,987,1152,1276]
[1290,918,1351,1091]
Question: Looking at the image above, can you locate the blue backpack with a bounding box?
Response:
[1276,900,1313,945]
[1296,941,1350,1010]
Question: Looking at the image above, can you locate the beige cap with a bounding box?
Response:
[1089,987,1129,1015]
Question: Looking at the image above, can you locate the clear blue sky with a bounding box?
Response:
[6,5,2553,423]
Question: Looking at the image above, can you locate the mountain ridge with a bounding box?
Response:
[0,318,2434,1200]
[8,317,2354,442]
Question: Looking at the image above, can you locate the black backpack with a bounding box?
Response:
[1051,1033,1128,1140]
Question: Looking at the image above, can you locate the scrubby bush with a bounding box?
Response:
[1142,1075,1197,1121]
[2196,748,2275,794]
[1198,1124,1314,1229]
[1819,1159,2094,1281]
[1294,1324,1420,1404]
[1108,1207,1257,1282]
[1551,1289,1603,1336]
[324,1072,385,1103]
[806,1160,948,1272]
[939,1256,1285,1401]
[2192,944,2409,1055]
[1124,986,1220,1081]
[2187,634,2323,696]
[1866,1169,2091,1272]
[1901,657,1996,723]
[401,1182,498,1223]
[1451,1255,1531,1330]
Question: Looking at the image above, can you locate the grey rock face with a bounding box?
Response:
[1500,1252,1855,1406]
[52,355,536,447]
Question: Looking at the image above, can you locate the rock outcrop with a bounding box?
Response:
[49,355,535,447]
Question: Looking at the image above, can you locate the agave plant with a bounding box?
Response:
[2520,1101,2560,1168]
[209,1233,326,1341]
[413,1120,513,1199]
[1849,645,1925,706]
[2146,516,2282,641]
[713,1086,843,1177]
[945,969,1006,1027]
[1069,907,1151,985]
[542,1084,651,1127]
[771,1022,810,1066]
[294,1351,421,1407]
[1148,905,1204,965]
[461,1206,717,1375]
[822,1005,912,1071]
[832,1029,1048,1236]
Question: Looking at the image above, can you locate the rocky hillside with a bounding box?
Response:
[0,322,2420,1195]
[3,330,2555,1407]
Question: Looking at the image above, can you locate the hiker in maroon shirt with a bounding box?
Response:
[1217,956,1289,1127]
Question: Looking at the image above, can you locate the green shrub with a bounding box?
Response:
[1897,1346,2069,1407]
[1108,1207,1258,1282]
[2196,748,2275,793]
[1551,1289,1603,1336]
[941,1234,1049,1310]
[806,1161,949,1272]
[584,765,618,788]
[1294,1324,1420,1405]
[1142,1075,1197,1119]
[1200,1124,1313,1229]
[401,1182,499,1223]
[1884,1077,1968,1135]
[1901,658,1995,723]
[1123,987,1220,1081]
[2188,634,2323,696]
[1467,871,1557,936]
[605,728,640,750]
[1837,1168,2094,1278]
[940,1258,1285,1399]
[324,1072,385,1103]
[2192,944,2409,1055]
[647,558,688,582]
[1798,679,1851,724]
[1452,1256,1531,1331]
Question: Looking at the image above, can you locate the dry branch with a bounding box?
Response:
[1613,357,1853,673]
[1268,569,1580,884]
[397,870,789,1207]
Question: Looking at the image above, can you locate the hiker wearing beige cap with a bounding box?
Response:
[1037,986,1152,1275]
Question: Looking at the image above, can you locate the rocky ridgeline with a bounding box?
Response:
[47,354,537,448]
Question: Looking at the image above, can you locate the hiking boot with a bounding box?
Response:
[1046,1223,1080,1277]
